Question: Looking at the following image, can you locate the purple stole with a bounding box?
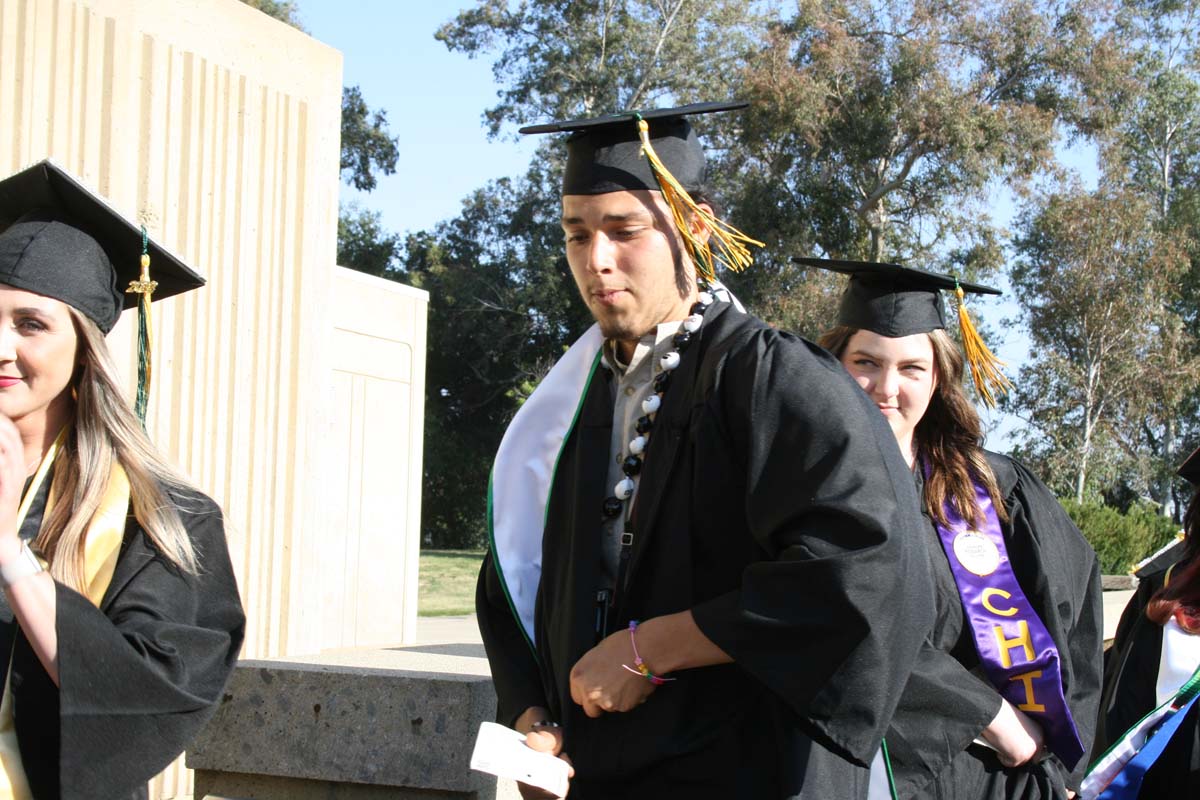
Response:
[929,466,1085,767]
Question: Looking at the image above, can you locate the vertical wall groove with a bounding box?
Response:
[97,16,113,192]
[10,0,26,167]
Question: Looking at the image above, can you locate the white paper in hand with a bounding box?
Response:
[470,721,570,797]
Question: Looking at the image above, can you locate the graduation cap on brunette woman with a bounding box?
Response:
[797,256,1013,408]
[0,160,204,422]
[521,101,763,282]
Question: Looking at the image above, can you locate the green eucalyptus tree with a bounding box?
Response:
[717,0,1104,333]
[1010,186,1192,502]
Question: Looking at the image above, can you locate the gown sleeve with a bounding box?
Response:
[475,550,550,727]
[689,330,934,766]
[885,639,1004,796]
[1005,458,1105,790]
[13,491,245,800]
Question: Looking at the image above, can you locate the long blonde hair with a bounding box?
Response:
[819,325,1008,528]
[36,308,198,590]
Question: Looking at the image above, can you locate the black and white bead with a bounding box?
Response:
[602,289,714,518]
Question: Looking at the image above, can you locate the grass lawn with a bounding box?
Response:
[419,549,486,616]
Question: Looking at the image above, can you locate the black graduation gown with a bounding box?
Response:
[883,453,1103,800]
[0,476,245,800]
[1095,565,1200,796]
[478,302,933,799]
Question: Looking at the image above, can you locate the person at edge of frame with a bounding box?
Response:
[476,102,934,800]
[812,258,1103,800]
[1090,446,1200,797]
[0,159,245,800]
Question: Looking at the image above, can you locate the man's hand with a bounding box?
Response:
[514,707,574,799]
[982,699,1045,768]
[569,627,656,717]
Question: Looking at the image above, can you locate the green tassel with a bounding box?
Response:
[134,293,150,425]
[127,227,157,427]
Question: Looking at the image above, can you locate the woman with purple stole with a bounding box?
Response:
[812,258,1104,799]
[1087,449,1200,798]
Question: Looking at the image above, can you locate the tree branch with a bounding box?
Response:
[629,0,686,109]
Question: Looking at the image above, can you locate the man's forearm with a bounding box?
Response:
[633,610,733,674]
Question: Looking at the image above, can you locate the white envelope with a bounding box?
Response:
[469,721,571,797]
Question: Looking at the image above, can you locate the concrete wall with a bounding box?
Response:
[0,0,428,795]
[322,267,427,649]
[190,650,507,800]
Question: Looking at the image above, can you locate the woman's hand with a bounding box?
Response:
[0,414,27,558]
[0,414,59,685]
[982,699,1045,768]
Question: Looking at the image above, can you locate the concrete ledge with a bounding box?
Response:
[189,648,507,799]
[195,770,463,799]
[1102,574,1137,591]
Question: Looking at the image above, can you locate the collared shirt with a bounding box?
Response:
[598,321,682,589]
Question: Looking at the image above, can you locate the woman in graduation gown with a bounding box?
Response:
[812,258,1104,799]
[1091,450,1200,796]
[0,161,245,799]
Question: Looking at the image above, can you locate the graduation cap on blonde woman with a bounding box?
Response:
[521,101,763,282]
[797,256,1013,407]
[0,160,204,422]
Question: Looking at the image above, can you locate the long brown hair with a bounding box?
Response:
[819,325,1008,528]
[1147,487,1200,631]
[36,309,198,591]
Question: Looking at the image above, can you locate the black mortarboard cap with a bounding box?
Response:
[801,256,1012,406]
[520,102,762,282]
[1179,446,1200,486]
[0,160,204,333]
[520,101,747,195]
[795,257,1001,338]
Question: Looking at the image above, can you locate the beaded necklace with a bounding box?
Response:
[595,287,714,630]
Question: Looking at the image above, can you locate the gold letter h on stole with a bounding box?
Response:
[990,596,1046,713]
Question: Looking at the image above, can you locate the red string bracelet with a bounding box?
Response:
[621,620,675,686]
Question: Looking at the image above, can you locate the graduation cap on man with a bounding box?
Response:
[0,160,204,421]
[521,101,763,282]
[797,256,1014,407]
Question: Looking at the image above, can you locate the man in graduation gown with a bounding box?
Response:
[477,103,934,799]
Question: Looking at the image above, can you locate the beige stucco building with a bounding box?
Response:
[0,0,427,794]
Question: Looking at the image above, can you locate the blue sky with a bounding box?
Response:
[298,2,1100,447]
[300,2,534,233]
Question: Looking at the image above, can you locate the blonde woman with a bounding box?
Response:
[808,258,1103,800]
[0,161,244,799]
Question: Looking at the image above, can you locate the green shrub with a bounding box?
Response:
[1060,500,1181,575]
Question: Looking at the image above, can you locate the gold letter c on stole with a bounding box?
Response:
[982,587,1018,617]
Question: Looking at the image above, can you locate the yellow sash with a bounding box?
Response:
[0,429,130,798]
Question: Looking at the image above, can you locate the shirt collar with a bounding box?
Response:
[602,320,682,376]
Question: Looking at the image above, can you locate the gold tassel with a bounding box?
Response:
[126,231,158,424]
[636,118,763,282]
[955,282,1011,408]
